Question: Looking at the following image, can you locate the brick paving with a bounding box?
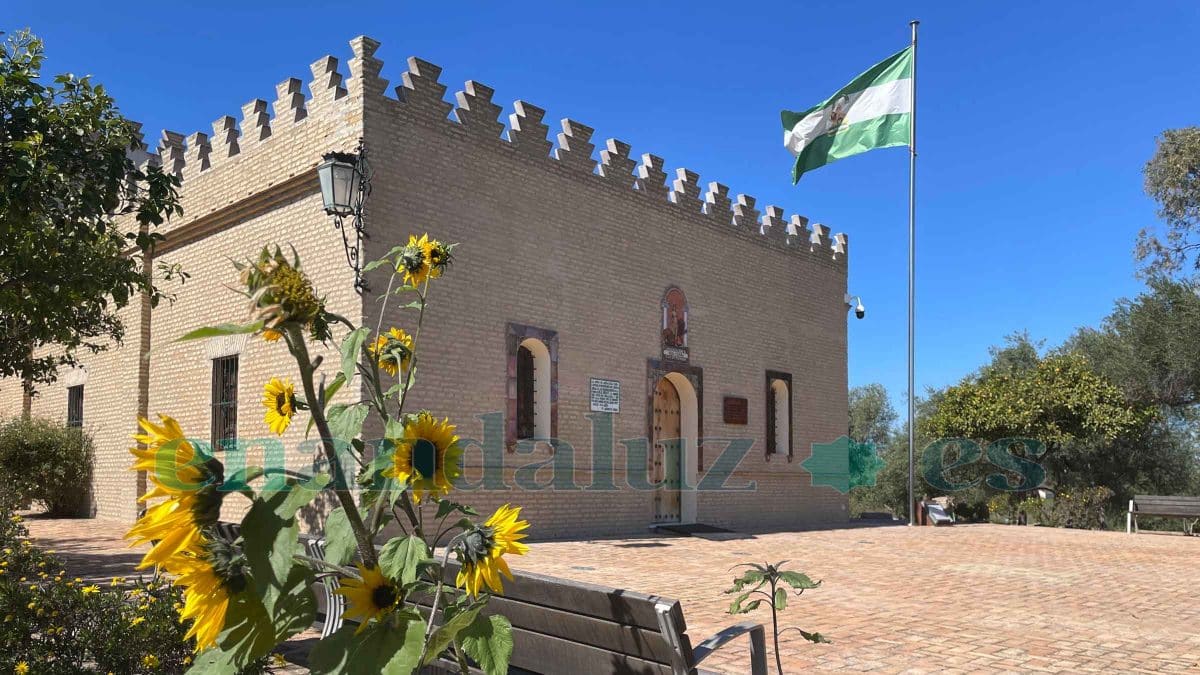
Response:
[23,516,1200,673]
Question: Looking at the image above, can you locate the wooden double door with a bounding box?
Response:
[652,377,683,523]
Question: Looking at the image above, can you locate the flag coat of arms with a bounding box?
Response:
[782,46,913,183]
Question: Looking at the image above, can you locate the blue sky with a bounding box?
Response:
[10,1,1200,412]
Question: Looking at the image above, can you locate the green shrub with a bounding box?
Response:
[0,417,94,516]
[0,494,276,674]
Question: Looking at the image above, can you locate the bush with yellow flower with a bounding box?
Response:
[129,235,529,674]
[0,494,276,674]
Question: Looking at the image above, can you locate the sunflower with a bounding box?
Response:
[397,234,434,287]
[367,327,413,377]
[382,412,463,502]
[126,415,222,570]
[455,504,530,597]
[427,239,453,280]
[261,378,296,435]
[335,565,399,633]
[238,247,329,342]
[162,540,242,653]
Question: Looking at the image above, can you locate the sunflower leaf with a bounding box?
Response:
[435,499,478,520]
[340,327,370,385]
[378,535,430,586]
[422,604,483,666]
[241,474,330,617]
[177,321,264,342]
[457,614,514,675]
[309,614,425,675]
[326,403,368,444]
[321,506,362,567]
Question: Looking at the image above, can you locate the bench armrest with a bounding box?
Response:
[691,621,767,675]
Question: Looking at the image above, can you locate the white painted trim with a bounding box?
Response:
[205,334,249,360]
[519,338,551,440]
[62,367,88,388]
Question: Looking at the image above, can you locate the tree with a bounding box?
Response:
[922,345,1148,490]
[848,383,898,448]
[0,30,181,391]
[1067,278,1200,409]
[1136,127,1200,277]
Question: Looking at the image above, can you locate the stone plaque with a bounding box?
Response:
[589,378,621,413]
[723,396,749,425]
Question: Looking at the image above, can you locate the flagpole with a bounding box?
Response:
[907,19,919,527]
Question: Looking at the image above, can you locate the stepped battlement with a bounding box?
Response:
[132,35,848,263]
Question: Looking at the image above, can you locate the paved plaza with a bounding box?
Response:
[23,518,1200,673]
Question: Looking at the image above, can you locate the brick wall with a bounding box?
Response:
[2,35,850,536]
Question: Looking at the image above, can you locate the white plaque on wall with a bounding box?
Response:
[589,378,621,413]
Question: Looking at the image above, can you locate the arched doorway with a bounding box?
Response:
[651,373,699,524]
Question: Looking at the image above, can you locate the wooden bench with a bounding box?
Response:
[214,523,766,673]
[1127,495,1200,535]
[418,562,767,675]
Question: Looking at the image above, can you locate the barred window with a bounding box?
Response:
[211,355,239,452]
[515,338,550,440]
[66,385,84,428]
[765,371,793,459]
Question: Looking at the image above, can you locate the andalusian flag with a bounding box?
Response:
[782,46,913,183]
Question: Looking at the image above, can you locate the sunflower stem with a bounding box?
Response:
[367,279,429,536]
[287,325,378,568]
[452,642,471,675]
[417,532,466,667]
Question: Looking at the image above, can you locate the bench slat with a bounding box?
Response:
[416,593,678,665]
[438,562,682,634]
[1134,495,1200,503]
[507,625,674,675]
[1134,508,1200,517]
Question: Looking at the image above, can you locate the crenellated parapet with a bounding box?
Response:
[133,35,848,263]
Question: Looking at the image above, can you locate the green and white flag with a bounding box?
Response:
[782,46,913,183]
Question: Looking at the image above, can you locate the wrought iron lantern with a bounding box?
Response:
[317,140,371,293]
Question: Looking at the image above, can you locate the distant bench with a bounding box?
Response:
[1127,495,1200,535]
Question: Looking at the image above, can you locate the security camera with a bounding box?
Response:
[844,294,866,320]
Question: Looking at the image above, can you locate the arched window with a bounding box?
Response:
[516,338,551,440]
[507,323,558,449]
[765,371,793,459]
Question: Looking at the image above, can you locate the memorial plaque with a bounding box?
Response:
[723,396,749,424]
[589,378,621,413]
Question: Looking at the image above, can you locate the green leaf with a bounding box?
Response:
[727,592,751,614]
[458,614,514,675]
[241,474,330,615]
[379,535,430,586]
[728,569,765,592]
[323,371,347,406]
[783,628,831,644]
[309,612,426,674]
[423,604,483,666]
[327,403,369,443]
[322,506,360,566]
[340,327,371,385]
[178,321,264,341]
[778,571,821,591]
[362,258,392,272]
[435,499,479,519]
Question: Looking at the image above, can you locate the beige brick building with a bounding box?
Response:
[0,36,852,538]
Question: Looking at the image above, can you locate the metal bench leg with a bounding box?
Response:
[1127,500,1133,534]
